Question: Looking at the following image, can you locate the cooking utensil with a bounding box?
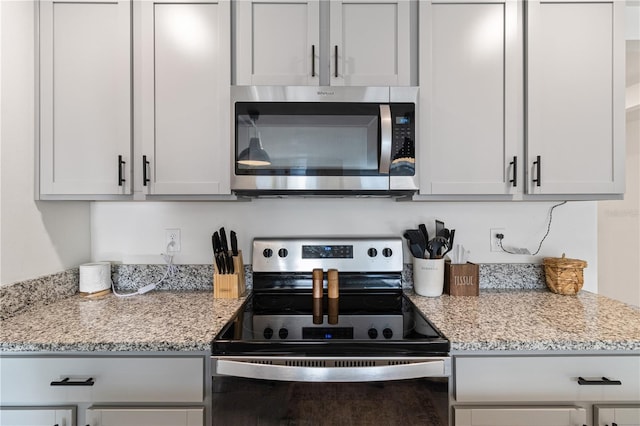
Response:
[418,224,429,246]
[410,243,424,259]
[427,236,448,259]
[404,229,427,258]
[442,229,455,257]
[219,227,234,274]
[230,230,238,256]
[435,220,445,238]
[213,232,226,273]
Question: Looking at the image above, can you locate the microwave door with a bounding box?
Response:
[379,104,392,175]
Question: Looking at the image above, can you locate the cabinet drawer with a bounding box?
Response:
[454,406,586,426]
[455,355,640,403]
[0,356,204,404]
[86,407,204,426]
[594,404,640,426]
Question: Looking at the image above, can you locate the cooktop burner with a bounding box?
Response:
[212,291,449,357]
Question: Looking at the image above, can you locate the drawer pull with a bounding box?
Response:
[50,377,95,386]
[577,376,621,386]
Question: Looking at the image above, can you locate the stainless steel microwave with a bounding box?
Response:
[231,86,418,196]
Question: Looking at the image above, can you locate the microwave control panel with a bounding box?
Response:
[390,103,415,176]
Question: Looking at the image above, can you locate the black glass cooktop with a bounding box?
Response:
[212,291,450,357]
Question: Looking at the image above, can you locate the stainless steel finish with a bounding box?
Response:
[390,86,419,103]
[251,237,403,273]
[214,357,450,382]
[231,86,419,195]
[231,85,391,103]
[233,175,390,193]
[252,315,403,340]
[379,104,392,174]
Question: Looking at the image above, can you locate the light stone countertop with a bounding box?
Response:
[0,291,245,352]
[1,289,639,353]
[407,289,640,352]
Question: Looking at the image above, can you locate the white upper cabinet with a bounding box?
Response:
[329,0,411,86]
[235,0,320,85]
[39,0,132,196]
[235,0,413,86]
[418,0,522,196]
[135,0,231,195]
[526,0,625,196]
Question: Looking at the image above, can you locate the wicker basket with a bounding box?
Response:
[543,254,587,295]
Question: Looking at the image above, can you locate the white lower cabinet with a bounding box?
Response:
[0,355,206,426]
[86,407,204,426]
[453,355,640,426]
[0,406,75,426]
[454,406,586,426]
[594,404,640,426]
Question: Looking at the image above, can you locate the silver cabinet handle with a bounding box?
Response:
[217,359,446,382]
[379,104,392,174]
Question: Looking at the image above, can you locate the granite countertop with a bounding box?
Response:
[408,289,640,352]
[1,288,639,354]
[0,291,245,352]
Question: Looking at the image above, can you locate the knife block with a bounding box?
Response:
[213,250,246,298]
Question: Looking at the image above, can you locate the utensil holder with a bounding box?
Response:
[413,257,445,297]
[444,262,479,296]
[213,250,246,298]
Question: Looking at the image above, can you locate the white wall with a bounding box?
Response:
[91,200,599,292]
[597,34,640,307]
[0,1,91,286]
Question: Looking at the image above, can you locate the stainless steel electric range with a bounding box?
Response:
[211,237,450,426]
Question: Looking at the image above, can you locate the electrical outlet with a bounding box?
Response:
[165,228,181,252]
[490,228,505,252]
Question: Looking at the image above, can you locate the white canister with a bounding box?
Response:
[413,257,445,297]
[79,262,111,294]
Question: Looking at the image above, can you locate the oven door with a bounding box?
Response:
[231,86,417,195]
[211,356,449,425]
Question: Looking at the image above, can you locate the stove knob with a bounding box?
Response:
[368,328,378,339]
[367,248,378,258]
[278,248,288,258]
[278,328,289,339]
[382,248,393,258]
[382,328,393,339]
[263,248,273,258]
[263,327,274,339]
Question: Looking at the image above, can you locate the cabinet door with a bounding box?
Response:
[526,0,625,195]
[594,404,640,426]
[39,0,132,196]
[0,356,204,404]
[0,407,74,426]
[136,0,231,195]
[86,407,203,426]
[235,0,320,85]
[454,406,586,426]
[329,0,411,86]
[418,1,522,196]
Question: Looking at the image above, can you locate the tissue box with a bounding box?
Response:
[444,262,479,296]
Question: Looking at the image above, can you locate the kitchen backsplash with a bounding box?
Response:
[1,263,545,320]
[0,269,78,320]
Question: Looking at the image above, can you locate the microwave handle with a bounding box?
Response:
[379,104,392,174]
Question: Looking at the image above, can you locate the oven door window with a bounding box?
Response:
[212,376,448,426]
[235,103,380,176]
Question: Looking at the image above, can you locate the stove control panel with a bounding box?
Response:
[252,237,403,273]
[253,315,403,340]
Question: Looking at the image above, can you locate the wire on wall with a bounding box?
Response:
[498,201,568,255]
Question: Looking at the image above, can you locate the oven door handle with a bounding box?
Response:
[379,104,392,175]
[216,359,447,382]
